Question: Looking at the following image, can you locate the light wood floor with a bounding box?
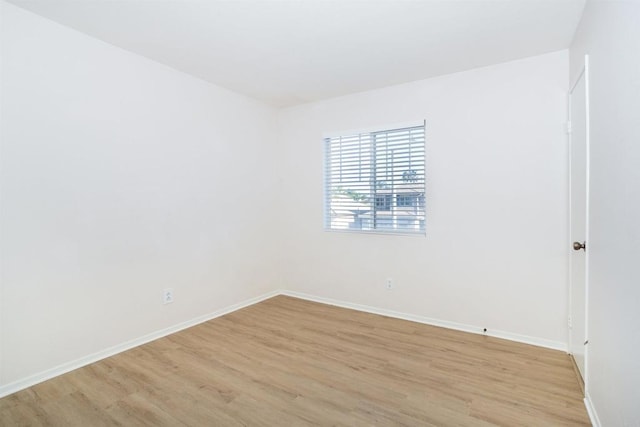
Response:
[1,296,590,426]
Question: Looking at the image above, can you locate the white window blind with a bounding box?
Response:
[324,122,426,234]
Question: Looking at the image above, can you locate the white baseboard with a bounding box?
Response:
[584,392,601,427]
[280,290,567,352]
[0,288,569,399]
[0,290,280,399]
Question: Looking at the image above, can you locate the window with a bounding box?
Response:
[324,122,426,234]
[396,194,419,207]
[375,194,392,211]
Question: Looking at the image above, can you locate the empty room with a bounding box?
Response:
[1,0,638,425]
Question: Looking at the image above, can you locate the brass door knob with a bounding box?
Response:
[573,241,586,251]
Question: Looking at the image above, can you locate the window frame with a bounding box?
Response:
[323,121,426,236]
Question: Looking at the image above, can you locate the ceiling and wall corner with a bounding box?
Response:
[5,0,586,107]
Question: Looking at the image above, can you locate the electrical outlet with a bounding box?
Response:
[386,278,393,290]
[163,288,174,305]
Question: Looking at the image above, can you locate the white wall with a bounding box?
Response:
[279,51,570,349]
[570,1,640,425]
[0,2,280,389]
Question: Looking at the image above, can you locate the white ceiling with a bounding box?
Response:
[8,0,586,107]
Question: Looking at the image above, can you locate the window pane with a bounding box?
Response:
[324,122,426,234]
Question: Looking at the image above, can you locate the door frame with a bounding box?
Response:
[568,54,590,391]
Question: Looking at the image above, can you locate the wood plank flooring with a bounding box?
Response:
[0,296,590,426]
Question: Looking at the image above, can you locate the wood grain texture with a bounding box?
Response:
[0,296,589,426]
